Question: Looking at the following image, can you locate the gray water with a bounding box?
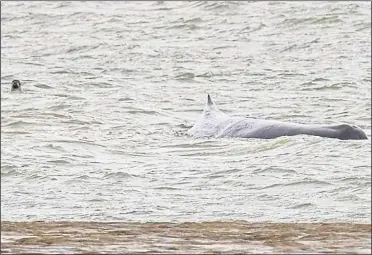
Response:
[1,1,371,223]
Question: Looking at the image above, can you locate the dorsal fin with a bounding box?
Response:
[207,94,214,106]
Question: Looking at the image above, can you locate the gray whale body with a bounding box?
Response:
[187,94,368,140]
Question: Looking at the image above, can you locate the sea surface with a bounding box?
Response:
[1,1,371,223]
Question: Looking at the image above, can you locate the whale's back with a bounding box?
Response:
[187,94,368,140]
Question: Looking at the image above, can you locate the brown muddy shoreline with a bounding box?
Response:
[1,221,371,254]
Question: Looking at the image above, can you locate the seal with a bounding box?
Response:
[187,94,368,140]
[11,80,22,92]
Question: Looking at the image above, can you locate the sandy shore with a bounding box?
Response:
[1,221,371,254]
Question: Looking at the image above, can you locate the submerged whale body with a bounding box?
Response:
[187,94,368,140]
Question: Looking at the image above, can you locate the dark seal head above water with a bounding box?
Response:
[11,80,22,92]
[187,94,368,140]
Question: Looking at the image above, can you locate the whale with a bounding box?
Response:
[187,94,368,140]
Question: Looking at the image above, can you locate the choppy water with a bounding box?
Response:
[1,1,371,223]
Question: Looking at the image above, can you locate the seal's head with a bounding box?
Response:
[11,80,21,91]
